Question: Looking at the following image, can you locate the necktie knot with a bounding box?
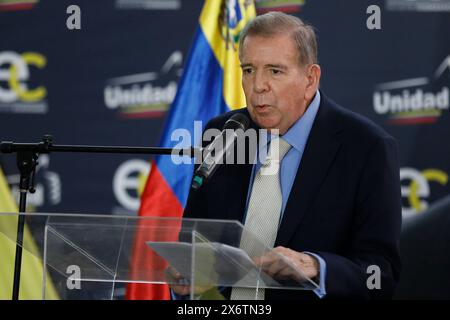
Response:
[261,137,291,175]
[268,137,291,161]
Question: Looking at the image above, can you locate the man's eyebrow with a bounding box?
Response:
[240,63,288,69]
[265,64,287,70]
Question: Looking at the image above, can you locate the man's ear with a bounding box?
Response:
[305,64,321,100]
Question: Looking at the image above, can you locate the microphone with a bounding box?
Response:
[191,113,250,190]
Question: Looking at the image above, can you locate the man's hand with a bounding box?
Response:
[165,266,191,296]
[165,266,217,297]
[253,246,320,283]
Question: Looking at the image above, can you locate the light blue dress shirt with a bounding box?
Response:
[244,90,327,298]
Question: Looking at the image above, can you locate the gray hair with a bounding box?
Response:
[239,12,318,67]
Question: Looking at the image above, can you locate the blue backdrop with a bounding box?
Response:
[1,0,449,219]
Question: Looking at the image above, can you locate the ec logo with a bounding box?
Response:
[0,51,47,103]
[400,168,448,215]
[113,159,150,211]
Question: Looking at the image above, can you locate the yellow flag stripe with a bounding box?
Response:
[0,168,59,300]
[199,0,256,110]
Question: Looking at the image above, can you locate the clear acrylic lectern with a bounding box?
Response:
[0,212,318,300]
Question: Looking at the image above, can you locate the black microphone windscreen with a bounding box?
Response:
[223,113,250,131]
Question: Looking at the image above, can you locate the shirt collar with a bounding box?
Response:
[282,90,321,152]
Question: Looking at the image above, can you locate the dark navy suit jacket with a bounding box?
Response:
[183,92,402,300]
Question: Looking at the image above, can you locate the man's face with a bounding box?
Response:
[240,34,312,135]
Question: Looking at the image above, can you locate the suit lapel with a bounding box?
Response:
[276,95,343,246]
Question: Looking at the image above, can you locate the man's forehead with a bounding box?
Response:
[240,35,299,66]
[243,34,290,47]
[242,33,297,52]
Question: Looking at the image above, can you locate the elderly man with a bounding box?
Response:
[171,11,401,300]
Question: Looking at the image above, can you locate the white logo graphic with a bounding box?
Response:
[8,155,62,208]
[104,51,182,118]
[386,0,450,12]
[373,56,450,125]
[66,265,81,290]
[66,5,81,30]
[0,51,48,114]
[115,0,181,10]
[113,159,150,211]
[366,5,381,30]
[400,167,448,217]
[366,265,381,290]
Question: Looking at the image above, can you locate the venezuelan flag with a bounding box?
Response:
[126,0,255,300]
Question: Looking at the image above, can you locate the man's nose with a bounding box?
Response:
[253,72,269,93]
